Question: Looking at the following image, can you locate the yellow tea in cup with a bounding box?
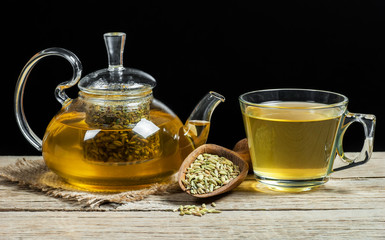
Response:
[243,102,341,180]
[239,89,376,192]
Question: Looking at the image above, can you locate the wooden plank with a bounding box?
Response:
[0,156,42,167]
[332,153,385,178]
[1,210,384,239]
[0,169,384,212]
[0,154,384,239]
[2,153,384,177]
[0,181,85,211]
[0,155,384,212]
[120,177,385,211]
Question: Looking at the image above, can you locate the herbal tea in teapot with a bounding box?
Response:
[15,32,224,191]
[43,108,188,190]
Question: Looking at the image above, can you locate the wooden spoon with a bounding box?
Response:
[233,138,249,154]
[233,138,253,172]
[178,144,249,198]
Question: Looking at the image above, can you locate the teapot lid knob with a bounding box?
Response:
[104,32,126,71]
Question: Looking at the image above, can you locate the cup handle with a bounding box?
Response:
[14,48,82,151]
[334,112,376,171]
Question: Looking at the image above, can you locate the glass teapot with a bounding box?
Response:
[15,32,225,191]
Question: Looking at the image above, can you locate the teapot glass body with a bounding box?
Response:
[42,91,198,191]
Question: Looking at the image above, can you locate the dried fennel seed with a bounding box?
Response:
[85,97,152,129]
[182,153,240,195]
[84,130,160,163]
[83,97,160,164]
[174,203,221,216]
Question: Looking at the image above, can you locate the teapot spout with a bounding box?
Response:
[184,91,225,148]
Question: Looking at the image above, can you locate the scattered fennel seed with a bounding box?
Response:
[174,203,221,217]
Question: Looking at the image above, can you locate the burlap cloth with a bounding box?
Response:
[0,158,181,208]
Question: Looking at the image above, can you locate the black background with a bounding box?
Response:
[3,1,384,155]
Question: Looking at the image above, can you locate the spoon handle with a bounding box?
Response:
[233,138,252,171]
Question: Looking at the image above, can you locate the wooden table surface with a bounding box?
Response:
[0,154,384,239]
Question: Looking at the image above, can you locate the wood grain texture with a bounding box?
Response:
[0,154,384,239]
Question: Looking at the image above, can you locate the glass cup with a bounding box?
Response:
[239,89,376,192]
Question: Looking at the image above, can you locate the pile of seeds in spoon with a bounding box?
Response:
[181,153,240,195]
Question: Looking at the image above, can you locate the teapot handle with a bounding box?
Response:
[15,48,82,151]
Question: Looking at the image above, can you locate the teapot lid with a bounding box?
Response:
[78,32,156,95]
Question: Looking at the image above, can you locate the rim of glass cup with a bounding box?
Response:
[239,88,349,109]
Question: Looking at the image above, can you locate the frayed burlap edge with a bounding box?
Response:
[0,158,181,208]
